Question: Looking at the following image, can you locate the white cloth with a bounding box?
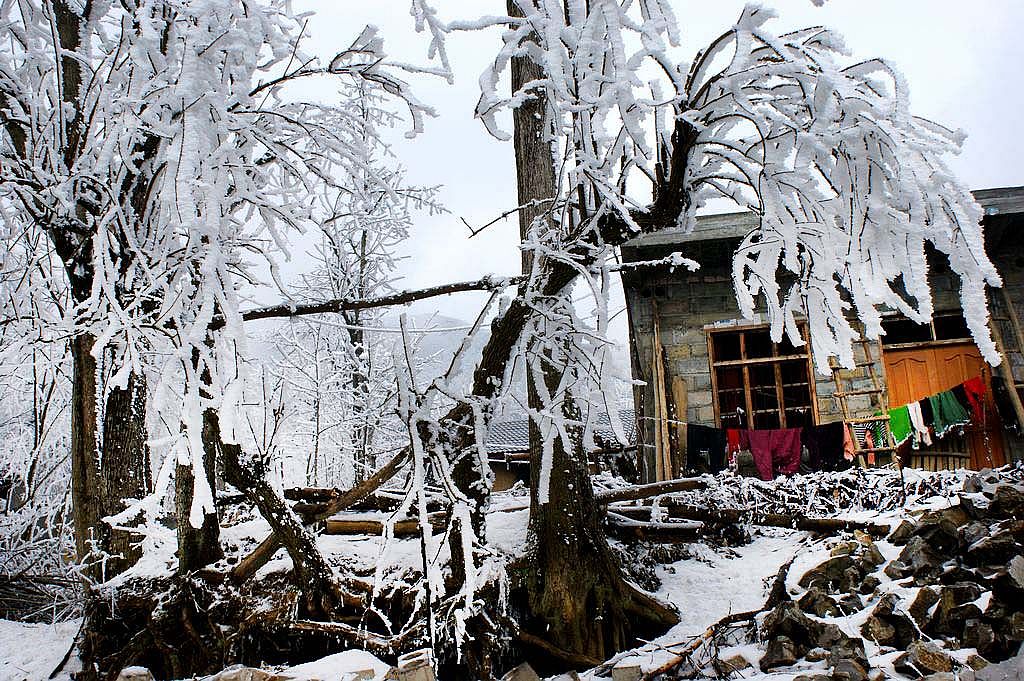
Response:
[907,401,932,448]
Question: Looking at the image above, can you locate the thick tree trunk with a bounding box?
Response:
[175,407,223,573]
[71,335,154,580]
[98,370,153,578]
[71,334,101,569]
[505,2,678,665]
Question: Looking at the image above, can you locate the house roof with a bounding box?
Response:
[621,186,1024,251]
[486,409,637,459]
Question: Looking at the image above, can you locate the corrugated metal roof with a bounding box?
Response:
[486,409,637,458]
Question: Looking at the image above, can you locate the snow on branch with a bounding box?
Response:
[217,275,524,330]
[469,1,1000,372]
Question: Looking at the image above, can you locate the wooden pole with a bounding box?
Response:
[986,297,1024,435]
[996,288,1024,429]
[651,300,672,481]
[671,375,688,477]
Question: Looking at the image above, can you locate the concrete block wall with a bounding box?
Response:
[623,210,1024,470]
[623,239,884,456]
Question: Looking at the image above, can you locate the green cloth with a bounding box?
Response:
[888,405,912,446]
[929,391,971,438]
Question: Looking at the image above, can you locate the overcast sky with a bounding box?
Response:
[285,0,1024,346]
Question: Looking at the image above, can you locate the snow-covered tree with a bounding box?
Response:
[425,0,1002,661]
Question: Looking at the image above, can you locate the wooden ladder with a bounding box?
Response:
[987,289,1024,430]
[828,338,897,468]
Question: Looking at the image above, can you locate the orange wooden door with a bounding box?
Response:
[883,344,1005,470]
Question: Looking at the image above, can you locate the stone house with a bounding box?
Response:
[621,186,1024,482]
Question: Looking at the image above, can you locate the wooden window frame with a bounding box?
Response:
[706,323,819,430]
[880,310,973,349]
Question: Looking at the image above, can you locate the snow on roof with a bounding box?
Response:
[486,408,636,458]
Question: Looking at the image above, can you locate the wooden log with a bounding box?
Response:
[287,619,416,657]
[609,502,890,537]
[231,448,411,583]
[593,478,706,504]
[284,487,341,503]
[606,514,703,542]
[324,512,448,537]
[671,375,688,478]
[651,300,672,482]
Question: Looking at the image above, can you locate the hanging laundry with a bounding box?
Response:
[951,384,972,416]
[991,375,1022,435]
[726,428,742,455]
[918,397,934,428]
[906,401,932,448]
[746,428,802,480]
[929,390,971,439]
[961,376,987,422]
[686,424,727,473]
[842,424,856,462]
[888,405,912,446]
[850,422,872,450]
[801,422,849,472]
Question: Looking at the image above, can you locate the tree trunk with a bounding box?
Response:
[215,411,341,616]
[346,319,373,484]
[506,2,678,665]
[98,369,153,578]
[71,334,101,570]
[175,407,223,573]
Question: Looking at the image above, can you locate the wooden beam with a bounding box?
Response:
[671,375,688,477]
[995,287,1024,431]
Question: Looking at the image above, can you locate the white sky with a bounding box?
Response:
[284,0,1024,346]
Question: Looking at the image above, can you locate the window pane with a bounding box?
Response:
[779,359,808,385]
[715,366,743,390]
[749,364,776,387]
[745,329,773,358]
[881,317,932,345]
[777,331,806,357]
[782,382,810,408]
[754,411,780,429]
[934,313,971,341]
[715,367,746,427]
[712,332,741,361]
[785,407,813,428]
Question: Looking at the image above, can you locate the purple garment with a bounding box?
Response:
[745,428,803,480]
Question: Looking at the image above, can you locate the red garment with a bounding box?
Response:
[745,428,803,480]
[726,429,742,454]
[962,376,987,422]
[843,425,856,461]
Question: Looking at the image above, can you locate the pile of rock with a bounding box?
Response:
[757,471,1024,680]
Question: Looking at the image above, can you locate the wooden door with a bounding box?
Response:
[883,343,1005,470]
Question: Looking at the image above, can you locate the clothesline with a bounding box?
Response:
[882,375,985,451]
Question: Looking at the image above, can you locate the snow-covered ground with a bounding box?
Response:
[0,466,991,681]
[0,618,80,681]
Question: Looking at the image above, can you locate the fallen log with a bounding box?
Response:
[325,512,448,537]
[593,478,706,504]
[608,502,891,537]
[666,503,891,537]
[605,513,703,542]
[231,448,411,582]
